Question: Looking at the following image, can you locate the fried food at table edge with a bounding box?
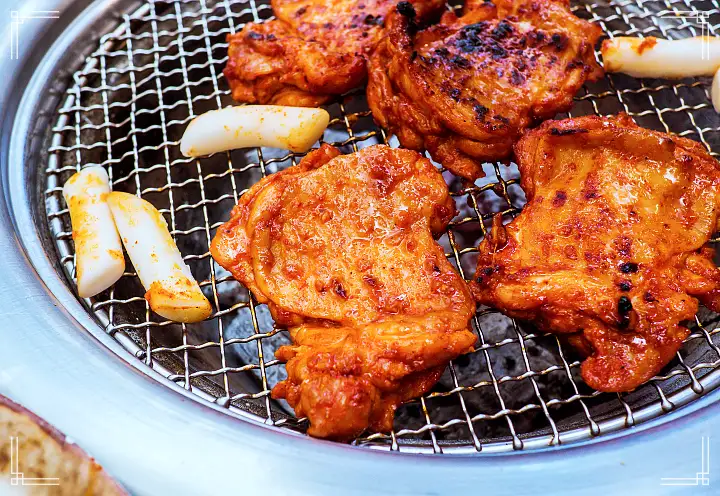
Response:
[211,144,476,440]
[367,0,602,180]
[224,0,444,106]
[471,114,720,392]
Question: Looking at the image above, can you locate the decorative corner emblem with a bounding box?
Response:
[9,10,60,60]
[8,436,61,486]
[660,436,710,487]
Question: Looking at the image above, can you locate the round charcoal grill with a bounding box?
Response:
[2,0,720,493]
[40,0,720,450]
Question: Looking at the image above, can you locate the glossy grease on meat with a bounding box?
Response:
[211,144,476,439]
[471,114,720,392]
[367,0,602,179]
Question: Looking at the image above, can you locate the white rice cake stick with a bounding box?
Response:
[180,105,329,157]
[107,192,212,324]
[602,36,720,78]
[712,67,720,112]
[63,167,125,298]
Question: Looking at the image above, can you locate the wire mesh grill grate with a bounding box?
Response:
[44,0,720,453]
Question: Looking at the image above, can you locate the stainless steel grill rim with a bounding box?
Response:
[43,0,720,453]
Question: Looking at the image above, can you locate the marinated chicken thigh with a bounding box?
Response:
[471,114,720,392]
[212,144,476,439]
[367,0,602,179]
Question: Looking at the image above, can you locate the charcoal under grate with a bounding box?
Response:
[43,0,720,453]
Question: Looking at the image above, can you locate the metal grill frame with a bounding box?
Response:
[42,0,720,454]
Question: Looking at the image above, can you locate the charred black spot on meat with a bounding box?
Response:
[334,281,348,299]
[644,291,656,303]
[510,69,526,85]
[550,127,588,136]
[492,21,513,39]
[456,38,476,53]
[482,267,494,276]
[462,36,507,59]
[552,190,567,207]
[410,50,418,61]
[619,281,632,292]
[451,55,470,67]
[455,22,488,53]
[491,43,508,59]
[247,31,263,40]
[551,33,568,50]
[620,262,638,274]
[530,31,546,45]
[617,296,633,328]
[463,22,488,36]
[396,1,416,18]
[493,115,509,124]
[618,296,633,314]
[474,104,489,121]
[434,47,450,58]
[295,6,308,17]
[364,14,384,25]
[450,88,461,100]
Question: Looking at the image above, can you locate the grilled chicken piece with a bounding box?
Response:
[211,144,476,440]
[471,114,720,392]
[367,0,602,180]
[224,0,444,106]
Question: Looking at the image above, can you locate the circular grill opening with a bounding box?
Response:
[43,0,720,453]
